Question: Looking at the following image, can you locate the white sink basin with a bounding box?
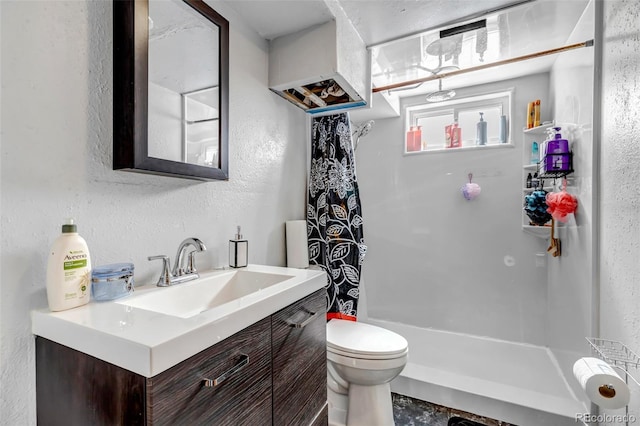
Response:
[117,269,294,318]
[32,264,326,377]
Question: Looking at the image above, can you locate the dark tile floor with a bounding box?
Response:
[392,393,517,426]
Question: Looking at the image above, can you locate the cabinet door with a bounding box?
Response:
[146,317,272,426]
[272,289,327,426]
[36,337,146,426]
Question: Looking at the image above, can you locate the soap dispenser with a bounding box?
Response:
[542,127,571,173]
[476,112,487,145]
[229,226,248,268]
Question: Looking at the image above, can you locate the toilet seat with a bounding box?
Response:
[327,350,408,371]
[327,346,407,360]
[327,320,408,359]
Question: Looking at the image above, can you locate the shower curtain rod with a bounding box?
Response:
[372,39,594,94]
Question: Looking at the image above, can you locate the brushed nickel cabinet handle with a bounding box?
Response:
[288,309,319,329]
[202,354,249,388]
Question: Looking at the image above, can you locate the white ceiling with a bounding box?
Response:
[223,0,335,41]
[224,0,529,46]
[225,0,592,99]
[337,0,530,46]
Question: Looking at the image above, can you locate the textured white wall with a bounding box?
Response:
[0,1,306,424]
[600,0,640,419]
[356,73,552,345]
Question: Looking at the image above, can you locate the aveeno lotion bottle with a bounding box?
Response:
[46,219,92,311]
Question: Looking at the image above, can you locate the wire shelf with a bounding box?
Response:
[586,337,640,369]
[586,337,640,422]
[537,152,574,178]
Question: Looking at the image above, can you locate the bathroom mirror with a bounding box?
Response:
[114,0,229,181]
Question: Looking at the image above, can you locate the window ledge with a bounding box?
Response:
[405,142,514,155]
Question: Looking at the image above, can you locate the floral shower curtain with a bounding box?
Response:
[307,113,366,322]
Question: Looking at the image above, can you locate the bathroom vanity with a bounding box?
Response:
[32,265,328,425]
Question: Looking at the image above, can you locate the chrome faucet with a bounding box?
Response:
[148,237,207,287]
[173,237,206,276]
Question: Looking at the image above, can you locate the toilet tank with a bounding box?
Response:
[268,13,370,114]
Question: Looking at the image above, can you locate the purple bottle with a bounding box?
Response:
[543,127,570,172]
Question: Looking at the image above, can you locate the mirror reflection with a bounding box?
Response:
[147,0,221,169]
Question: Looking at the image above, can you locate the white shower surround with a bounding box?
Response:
[357,72,553,345]
[355,1,605,421]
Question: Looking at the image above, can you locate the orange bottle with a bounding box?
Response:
[527,101,535,129]
[534,100,541,127]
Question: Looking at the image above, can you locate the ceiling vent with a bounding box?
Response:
[269,18,370,114]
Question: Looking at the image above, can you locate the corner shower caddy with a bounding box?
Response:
[521,122,574,238]
[586,337,640,426]
[521,123,554,238]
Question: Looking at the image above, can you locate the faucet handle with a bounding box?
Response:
[186,251,199,274]
[148,255,173,287]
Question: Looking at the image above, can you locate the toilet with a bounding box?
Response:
[326,319,409,426]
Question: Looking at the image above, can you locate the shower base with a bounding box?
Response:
[366,319,589,426]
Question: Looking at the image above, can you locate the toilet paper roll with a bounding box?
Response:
[573,357,630,409]
[286,220,309,268]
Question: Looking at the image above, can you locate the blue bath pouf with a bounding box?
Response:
[524,190,552,226]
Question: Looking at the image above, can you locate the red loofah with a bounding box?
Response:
[546,189,578,222]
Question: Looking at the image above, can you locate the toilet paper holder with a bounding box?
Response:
[584,337,639,426]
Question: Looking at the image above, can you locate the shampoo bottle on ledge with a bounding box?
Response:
[531,141,539,165]
[229,225,248,268]
[476,112,487,145]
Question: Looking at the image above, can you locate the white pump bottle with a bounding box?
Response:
[46,219,92,311]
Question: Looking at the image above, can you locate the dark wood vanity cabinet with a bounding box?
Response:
[272,289,328,425]
[36,289,327,426]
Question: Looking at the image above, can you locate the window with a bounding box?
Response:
[405,90,512,153]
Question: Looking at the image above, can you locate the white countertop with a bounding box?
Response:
[32,264,326,377]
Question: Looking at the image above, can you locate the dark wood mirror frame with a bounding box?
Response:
[113,0,229,181]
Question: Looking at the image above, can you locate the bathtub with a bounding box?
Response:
[366,319,589,426]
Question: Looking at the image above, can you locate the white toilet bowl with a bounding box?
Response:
[326,319,408,426]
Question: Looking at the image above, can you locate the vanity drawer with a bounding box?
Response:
[146,317,272,426]
[272,289,327,426]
